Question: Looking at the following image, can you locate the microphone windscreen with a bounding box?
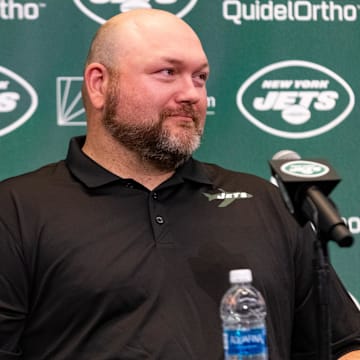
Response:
[272,150,301,161]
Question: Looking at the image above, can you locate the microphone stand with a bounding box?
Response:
[313,223,331,360]
[300,193,352,360]
[298,186,353,360]
[269,158,354,359]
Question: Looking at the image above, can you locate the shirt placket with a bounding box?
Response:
[148,190,175,247]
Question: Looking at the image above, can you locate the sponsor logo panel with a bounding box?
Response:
[56,77,85,126]
[0,66,38,136]
[0,0,47,20]
[237,60,355,139]
[223,0,360,25]
[73,0,198,23]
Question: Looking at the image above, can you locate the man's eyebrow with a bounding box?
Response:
[160,57,209,70]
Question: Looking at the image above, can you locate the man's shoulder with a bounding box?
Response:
[195,160,275,191]
[0,160,68,194]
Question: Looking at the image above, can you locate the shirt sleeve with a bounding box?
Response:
[291,223,360,359]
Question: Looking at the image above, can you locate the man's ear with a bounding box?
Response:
[84,63,109,110]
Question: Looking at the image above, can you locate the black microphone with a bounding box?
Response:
[269,151,353,247]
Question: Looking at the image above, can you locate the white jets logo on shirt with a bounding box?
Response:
[202,188,253,208]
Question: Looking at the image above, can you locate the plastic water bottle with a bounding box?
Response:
[220,269,268,360]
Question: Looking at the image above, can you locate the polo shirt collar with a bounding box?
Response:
[66,136,120,187]
[65,136,213,188]
[173,156,213,186]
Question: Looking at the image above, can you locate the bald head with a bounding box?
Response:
[85,9,206,72]
[81,9,209,175]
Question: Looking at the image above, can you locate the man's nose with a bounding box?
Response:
[174,76,202,104]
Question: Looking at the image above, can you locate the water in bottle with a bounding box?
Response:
[220,269,268,360]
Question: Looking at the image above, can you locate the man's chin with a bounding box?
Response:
[145,152,191,172]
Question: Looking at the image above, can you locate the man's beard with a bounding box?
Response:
[102,84,204,171]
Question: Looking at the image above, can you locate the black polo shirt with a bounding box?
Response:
[0,136,359,360]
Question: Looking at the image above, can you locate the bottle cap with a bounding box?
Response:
[229,269,252,284]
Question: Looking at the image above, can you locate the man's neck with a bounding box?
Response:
[82,135,175,191]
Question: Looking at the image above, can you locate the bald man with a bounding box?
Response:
[0,9,359,360]
[81,9,209,190]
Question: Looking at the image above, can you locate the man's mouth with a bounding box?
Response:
[169,113,193,120]
[161,106,199,127]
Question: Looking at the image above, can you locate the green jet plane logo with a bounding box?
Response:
[202,188,253,208]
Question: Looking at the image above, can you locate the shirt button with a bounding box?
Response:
[152,192,158,200]
[125,182,134,189]
[155,216,164,224]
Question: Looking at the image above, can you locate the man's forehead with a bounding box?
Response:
[120,29,207,63]
[102,11,208,68]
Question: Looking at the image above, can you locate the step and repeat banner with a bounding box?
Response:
[1,1,359,299]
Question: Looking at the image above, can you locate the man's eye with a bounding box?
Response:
[160,69,175,76]
[199,73,208,81]
[194,72,209,83]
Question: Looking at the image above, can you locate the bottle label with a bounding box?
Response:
[223,327,267,356]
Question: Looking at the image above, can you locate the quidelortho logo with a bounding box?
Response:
[281,160,330,178]
[223,0,360,25]
[0,66,38,136]
[0,0,47,20]
[74,0,198,23]
[237,60,355,139]
[56,76,216,126]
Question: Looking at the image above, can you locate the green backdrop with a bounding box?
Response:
[1,0,359,300]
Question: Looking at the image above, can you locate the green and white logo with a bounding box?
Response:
[237,60,355,139]
[202,188,253,207]
[281,160,330,178]
[73,0,198,23]
[0,66,38,137]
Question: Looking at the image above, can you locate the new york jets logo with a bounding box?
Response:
[0,66,38,136]
[73,0,198,23]
[237,60,355,139]
[281,160,330,178]
[202,188,253,208]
